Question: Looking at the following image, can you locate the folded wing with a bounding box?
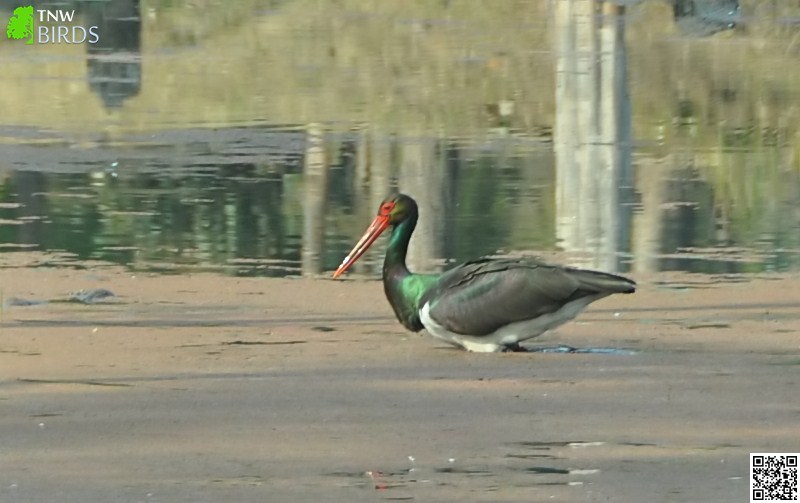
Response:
[421,258,635,337]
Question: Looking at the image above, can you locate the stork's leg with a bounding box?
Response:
[501,343,529,353]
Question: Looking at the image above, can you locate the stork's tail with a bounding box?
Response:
[567,268,636,294]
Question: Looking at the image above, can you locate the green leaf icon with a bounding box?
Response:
[7,5,34,45]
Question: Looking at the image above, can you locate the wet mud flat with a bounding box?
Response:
[0,258,799,502]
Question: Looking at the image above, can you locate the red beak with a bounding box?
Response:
[333,215,390,278]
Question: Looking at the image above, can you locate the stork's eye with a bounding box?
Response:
[380,202,395,215]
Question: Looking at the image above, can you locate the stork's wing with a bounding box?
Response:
[421,258,635,336]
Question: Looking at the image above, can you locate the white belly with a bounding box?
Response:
[418,295,604,353]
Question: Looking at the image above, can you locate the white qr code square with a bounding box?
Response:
[751,453,799,502]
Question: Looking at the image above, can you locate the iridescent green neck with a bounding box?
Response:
[381,210,438,332]
[382,213,416,279]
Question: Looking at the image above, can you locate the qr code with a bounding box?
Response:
[751,453,798,502]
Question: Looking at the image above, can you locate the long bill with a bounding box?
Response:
[332,215,390,278]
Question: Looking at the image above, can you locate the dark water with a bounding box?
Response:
[1,0,799,277]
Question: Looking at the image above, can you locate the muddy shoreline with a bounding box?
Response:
[1,259,798,502]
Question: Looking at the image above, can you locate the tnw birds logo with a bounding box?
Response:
[5,4,99,45]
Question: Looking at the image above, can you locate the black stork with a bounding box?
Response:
[333,194,636,352]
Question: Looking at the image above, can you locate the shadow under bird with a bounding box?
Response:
[333,194,636,352]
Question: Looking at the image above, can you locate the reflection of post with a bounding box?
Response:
[353,125,370,207]
[363,133,393,275]
[397,136,443,273]
[369,134,394,216]
[597,2,632,271]
[11,171,46,246]
[554,0,631,272]
[632,158,664,273]
[370,134,392,212]
[351,126,370,275]
[554,0,582,256]
[301,123,327,276]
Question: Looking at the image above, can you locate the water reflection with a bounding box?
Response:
[0,1,798,277]
[0,124,797,276]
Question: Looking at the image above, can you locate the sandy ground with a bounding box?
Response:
[0,255,799,502]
